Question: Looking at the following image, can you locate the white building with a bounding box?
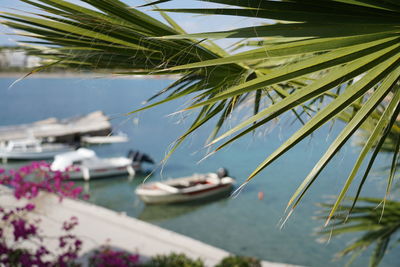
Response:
[0,49,41,69]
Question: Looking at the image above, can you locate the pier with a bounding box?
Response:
[0,111,111,143]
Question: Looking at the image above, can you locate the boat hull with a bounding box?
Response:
[66,166,136,180]
[0,147,74,160]
[136,175,235,204]
[51,149,145,181]
[137,183,233,204]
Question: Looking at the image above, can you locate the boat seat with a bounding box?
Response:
[155,182,180,193]
[206,176,221,185]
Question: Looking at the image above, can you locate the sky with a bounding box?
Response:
[0,0,264,49]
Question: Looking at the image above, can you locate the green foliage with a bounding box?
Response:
[143,253,204,267]
[3,1,400,265]
[2,0,400,229]
[317,198,400,267]
[142,253,262,267]
[215,255,261,267]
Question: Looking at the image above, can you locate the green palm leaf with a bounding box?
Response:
[2,0,400,231]
[317,198,400,267]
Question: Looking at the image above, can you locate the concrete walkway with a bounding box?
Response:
[0,186,298,267]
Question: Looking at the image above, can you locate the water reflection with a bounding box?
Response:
[138,191,232,222]
[75,172,233,223]
[75,172,153,209]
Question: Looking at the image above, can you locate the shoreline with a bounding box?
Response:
[0,71,179,80]
[0,185,300,267]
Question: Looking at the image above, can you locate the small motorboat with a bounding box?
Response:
[81,132,129,145]
[0,138,74,162]
[50,148,154,181]
[135,168,235,204]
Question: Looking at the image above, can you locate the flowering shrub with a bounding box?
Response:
[0,163,85,266]
[0,204,82,266]
[0,162,87,200]
[89,245,140,267]
[0,163,264,267]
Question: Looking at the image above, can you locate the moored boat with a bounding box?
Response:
[0,138,74,162]
[81,132,129,144]
[50,148,154,181]
[135,168,235,204]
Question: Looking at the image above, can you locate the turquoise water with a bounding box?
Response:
[0,77,398,267]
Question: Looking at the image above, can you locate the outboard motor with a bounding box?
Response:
[127,150,137,160]
[141,153,155,164]
[217,167,229,178]
[127,150,155,164]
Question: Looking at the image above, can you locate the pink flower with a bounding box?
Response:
[62,216,79,231]
[0,163,88,266]
[25,203,35,211]
[11,219,37,241]
[0,162,85,201]
[90,246,140,266]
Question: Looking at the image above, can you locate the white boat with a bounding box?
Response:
[81,132,129,144]
[0,138,74,162]
[50,148,154,181]
[135,168,235,204]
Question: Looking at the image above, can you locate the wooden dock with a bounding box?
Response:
[0,111,111,143]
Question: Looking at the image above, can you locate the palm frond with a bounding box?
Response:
[1,0,400,225]
[317,198,400,267]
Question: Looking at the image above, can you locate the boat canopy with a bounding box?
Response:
[6,138,41,150]
[51,148,96,171]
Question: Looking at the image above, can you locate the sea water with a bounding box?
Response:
[0,77,398,267]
